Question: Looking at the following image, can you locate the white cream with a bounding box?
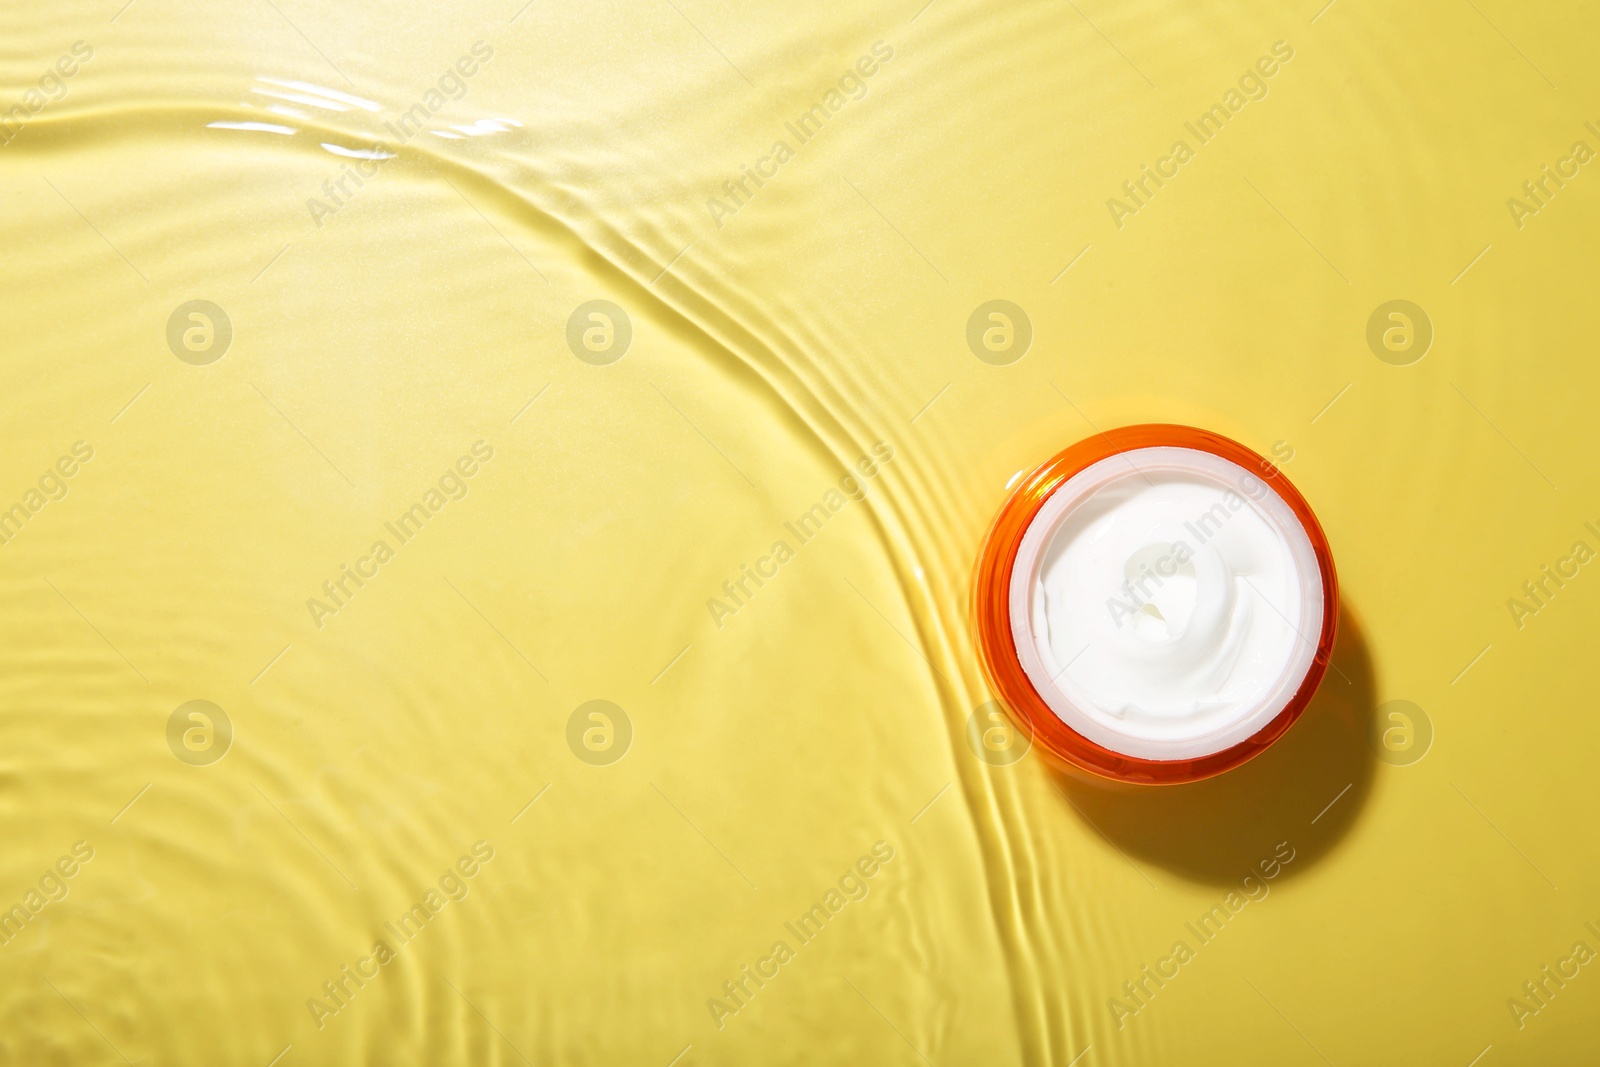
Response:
[1008,447,1324,761]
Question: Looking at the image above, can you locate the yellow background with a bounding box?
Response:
[2,0,1597,1063]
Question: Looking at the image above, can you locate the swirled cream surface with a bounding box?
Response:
[1009,447,1324,761]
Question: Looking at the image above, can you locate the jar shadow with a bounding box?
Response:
[1049,597,1376,887]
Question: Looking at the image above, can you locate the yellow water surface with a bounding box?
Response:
[3,0,1599,1063]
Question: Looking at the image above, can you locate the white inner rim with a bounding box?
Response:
[1007,446,1325,761]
